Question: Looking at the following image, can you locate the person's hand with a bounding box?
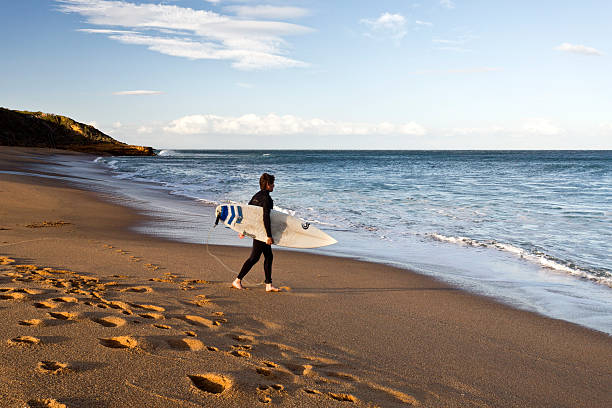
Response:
[266,237,274,245]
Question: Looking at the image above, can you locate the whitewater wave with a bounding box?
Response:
[428,233,612,288]
[157,149,177,156]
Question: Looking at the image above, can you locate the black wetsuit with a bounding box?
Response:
[237,190,274,283]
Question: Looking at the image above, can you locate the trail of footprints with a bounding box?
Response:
[0,252,418,407]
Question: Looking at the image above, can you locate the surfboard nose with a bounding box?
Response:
[215,205,229,221]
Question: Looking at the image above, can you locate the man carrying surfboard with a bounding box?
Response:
[232,173,280,292]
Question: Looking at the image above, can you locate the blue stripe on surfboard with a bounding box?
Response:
[236,206,243,224]
[227,205,236,225]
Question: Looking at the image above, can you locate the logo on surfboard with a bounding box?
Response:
[301,222,310,230]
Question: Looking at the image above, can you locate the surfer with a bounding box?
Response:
[232,173,280,292]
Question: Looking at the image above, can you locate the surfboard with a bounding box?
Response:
[215,204,337,249]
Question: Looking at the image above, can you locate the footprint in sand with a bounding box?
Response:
[207,346,219,352]
[99,336,138,349]
[129,303,165,312]
[257,384,285,403]
[38,361,70,374]
[184,331,197,337]
[138,312,164,320]
[284,363,312,376]
[8,335,41,345]
[108,301,131,311]
[230,350,251,358]
[181,315,214,328]
[256,367,273,377]
[327,392,358,403]
[48,312,78,321]
[188,374,231,395]
[17,288,44,295]
[0,256,16,265]
[120,286,153,293]
[34,301,57,309]
[51,297,78,303]
[153,324,171,330]
[93,316,126,327]
[303,388,323,396]
[167,337,204,351]
[26,398,67,408]
[19,319,43,326]
[0,292,26,300]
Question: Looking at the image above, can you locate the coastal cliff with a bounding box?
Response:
[0,107,155,156]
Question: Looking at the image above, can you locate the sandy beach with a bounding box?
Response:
[0,147,611,408]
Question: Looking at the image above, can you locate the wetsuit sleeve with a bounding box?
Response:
[263,197,272,238]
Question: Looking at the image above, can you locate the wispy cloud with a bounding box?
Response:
[360,12,407,42]
[163,113,427,136]
[113,90,164,96]
[224,5,310,20]
[440,0,456,9]
[236,82,254,88]
[522,118,564,136]
[555,43,604,56]
[56,0,312,70]
[415,20,433,27]
[433,35,477,52]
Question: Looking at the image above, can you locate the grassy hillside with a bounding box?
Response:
[0,108,155,156]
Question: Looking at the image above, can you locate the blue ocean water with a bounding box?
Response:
[91,150,612,334]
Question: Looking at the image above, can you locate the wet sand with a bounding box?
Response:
[1,147,611,408]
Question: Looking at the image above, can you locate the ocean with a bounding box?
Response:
[48,150,612,334]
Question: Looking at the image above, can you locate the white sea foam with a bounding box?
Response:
[428,233,612,287]
[196,198,220,206]
[158,149,176,156]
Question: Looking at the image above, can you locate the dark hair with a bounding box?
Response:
[259,173,275,190]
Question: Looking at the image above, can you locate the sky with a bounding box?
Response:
[1,0,611,149]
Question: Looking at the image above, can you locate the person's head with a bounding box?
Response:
[259,172,275,192]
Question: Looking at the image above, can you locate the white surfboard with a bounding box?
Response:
[215,204,337,249]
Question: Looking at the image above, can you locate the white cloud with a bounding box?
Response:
[56,0,312,70]
[599,122,612,133]
[137,126,154,134]
[555,43,604,56]
[440,0,455,9]
[360,12,407,42]
[444,126,505,137]
[522,118,564,136]
[236,82,254,88]
[113,90,164,96]
[163,113,427,136]
[415,20,433,27]
[225,5,310,19]
[112,121,122,128]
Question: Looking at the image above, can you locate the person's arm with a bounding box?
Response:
[263,197,273,244]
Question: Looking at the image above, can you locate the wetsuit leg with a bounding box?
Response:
[262,244,273,284]
[237,240,263,280]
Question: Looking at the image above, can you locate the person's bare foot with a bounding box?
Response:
[232,279,244,290]
[265,284,280,292]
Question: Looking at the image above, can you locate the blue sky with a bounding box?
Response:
[1,0,611,149]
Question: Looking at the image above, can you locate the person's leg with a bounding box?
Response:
[233,240,263,289]
[262,245,279,292]
[262,244,273,284]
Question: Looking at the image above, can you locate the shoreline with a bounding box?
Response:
[1,147,611,407]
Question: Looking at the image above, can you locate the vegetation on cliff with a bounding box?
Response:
[0,107,155,156]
